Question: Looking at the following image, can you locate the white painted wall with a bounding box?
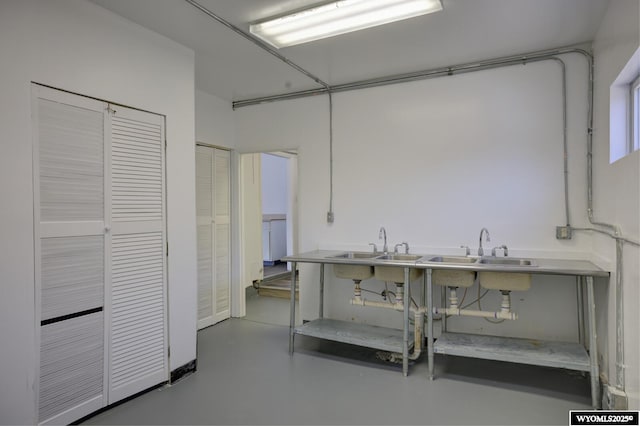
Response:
[261,153,288,215]
[0,1,197,423]
[592,0,640,408]
[196,89,235,149]
[235,56,598,341]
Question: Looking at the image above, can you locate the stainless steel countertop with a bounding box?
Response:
[282,250,609,277]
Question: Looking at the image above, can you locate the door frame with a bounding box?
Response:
[236,150,299,318]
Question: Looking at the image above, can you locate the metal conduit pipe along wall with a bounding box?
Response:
[185,0,639,395]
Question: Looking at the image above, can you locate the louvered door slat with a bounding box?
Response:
[109,108,167,405]
[197,223,214,322]
[41,236,104,320]
[112,143,162,156]
[215,150,230,217]
[34,86,107,425]
[215,223,230,314]
[38,313,103,423]
[111,114,163,223]
[38,98,104,222]
[110,236,165,401]
[112,329,164,351]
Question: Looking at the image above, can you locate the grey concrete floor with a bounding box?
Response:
[244,286,299,326]
[84,295,591,425]
[262,262,289,280]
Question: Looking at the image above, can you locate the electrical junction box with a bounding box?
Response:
[556,226,572,240]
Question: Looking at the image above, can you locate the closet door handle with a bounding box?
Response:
[105,226,111,233]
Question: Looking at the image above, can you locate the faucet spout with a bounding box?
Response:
[394,242,409,254]
[478,227,491,256]
[379,227,388,254]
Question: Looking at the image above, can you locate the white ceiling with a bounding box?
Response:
[89,0,609,102]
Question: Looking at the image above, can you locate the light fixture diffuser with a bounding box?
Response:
[250,0,443,49]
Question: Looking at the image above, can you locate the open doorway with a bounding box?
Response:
[240,151,299,326]
[261,152,294,279]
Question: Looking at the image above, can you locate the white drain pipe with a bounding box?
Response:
[433,306,517,321]
[433,287,518,320]
[350,296,423,360]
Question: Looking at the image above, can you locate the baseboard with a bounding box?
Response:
[170,359,197,384]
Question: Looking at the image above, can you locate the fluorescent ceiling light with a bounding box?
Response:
[250,0,443,49]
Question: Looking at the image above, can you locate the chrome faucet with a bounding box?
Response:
[379,227,388,254]
[394,242,409,254]
[460,245,471,256]
[491,245,509,257]
[478,227,491,256]
[368,242,378,253]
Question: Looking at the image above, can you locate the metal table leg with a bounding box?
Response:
[421,272,426,349]
[586,275,601,408]
[319,263,324,318]
[426,269,434,380]
[441,282,447,333]
[403,267,410,377]
[577,276,585,347]
[289,261,297,355]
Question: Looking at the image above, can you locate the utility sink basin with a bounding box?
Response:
[423,255,477,287]
[374,254,423,283]
[478,258,534,291]
[329,252,375,281]
[479,271,532,291]
[330,251,379,260]
[375,254,422,262]
[426,255,477,264]
[479,257,536,266]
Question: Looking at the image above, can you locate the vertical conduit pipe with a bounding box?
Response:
[182,0,336,223]
[615,239,624,390]
[552,57,571,226]
[328,91,334,222]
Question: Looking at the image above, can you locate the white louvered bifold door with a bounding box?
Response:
[108,106,168,404]
[196,146,230,329]
[33,86,107,425]
[196,146,215,329]
[213,149,231,323]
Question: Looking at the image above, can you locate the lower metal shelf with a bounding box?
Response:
[434,332,590,371]
[295,318,413,353]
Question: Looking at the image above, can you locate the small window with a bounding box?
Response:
[609,47,640,163]
[631,74,640,153]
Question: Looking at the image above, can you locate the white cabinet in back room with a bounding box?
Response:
[262,215,286,265]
